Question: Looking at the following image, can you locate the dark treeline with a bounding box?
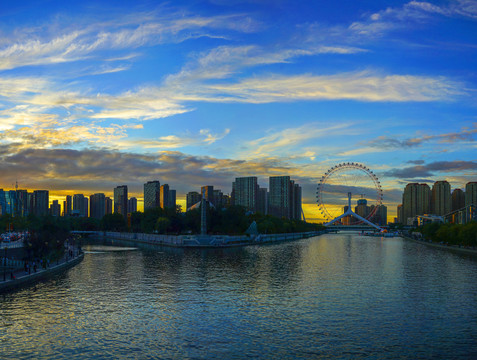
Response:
[417,221,477,247]
[0,205,323,238]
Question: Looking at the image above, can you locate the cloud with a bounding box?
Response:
[0,11,259,70]
[366,124,477,148]
[120,129,230,149]
[383,160,477,179]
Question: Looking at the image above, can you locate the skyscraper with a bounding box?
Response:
[105,197,113,215]
[65,195,72,216]
[402,183,431,223]
[90,193,106,219]
[257,188,268,215]
[50,200,61,217]
[397,204,403,224]
[73,194,87,217]
[201,186,214,204]
[128,197,137,213]
[268,176,302,220]
[186,191,201,210]
[431,181,451,216]
[114,185,128,219]
[232,177,258,212]
[16,189,28,217]
[465,182,477,207]
[160,184,169,209]
[452,188,465,211]
[33,190,49,216]
[168,190,176,209]
[144,180,160,211]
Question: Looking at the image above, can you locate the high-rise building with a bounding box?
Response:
[114,185,128,219]
[201,186,214,204]
[168,190,176,209]
[144,181,160,211]
[160,184,169,209]
[33,190,49,216]
[84,197,89,217]
[465,182,477,207]
[397,204,403,224]
[50,200,61,217]
[268,176,302,220]
[105,197,113,215]
[451,188,465,211]
[90,193,106,219]
[232,177,258,212]
[257,188,268,215]
[128,197,137,213]
[73,194,87,217]
[65,195,72,216]
[402,183,431,223]
[355,198,370,219]
[186,191,201,210]
[16,190,28,217]
[370,204,387,226]
[431,181,451,216]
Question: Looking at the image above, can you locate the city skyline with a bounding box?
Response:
[0,0,476,222]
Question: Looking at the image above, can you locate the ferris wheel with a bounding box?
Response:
[316,162,383,225]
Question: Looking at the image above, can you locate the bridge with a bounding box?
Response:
[324,192,383,231]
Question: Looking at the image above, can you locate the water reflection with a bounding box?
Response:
[1,234,477,359]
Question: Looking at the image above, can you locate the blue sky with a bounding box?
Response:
[0,0,476,221]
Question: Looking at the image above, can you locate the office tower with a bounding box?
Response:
[257,188,268,215]
[63,201,67,216]
[73,194,87,217]
[168,190,176,209]
[451,189,465,211]
[114,185,128,218]
[0,190,17,215]
[465,182,477,207]
[213,189,226,209]
[201,186,214,204]
[50,200,61,217]
[397,204,403,224]
[65,195,72,216]
[232,177,258,212]
[144,181,160,211]
[16,189,28,216]
[355,198,370,219]
[402,183,431,223]
[33,190,49,216]
[370,204,387,226]
[186,191,201,210]
[84,197,89,217]
[128,197,137,213]
[105,197,113,215]
[268,176,302,220]
[90,193,106,219]
[160,184,169,209]
[431,181,451,216]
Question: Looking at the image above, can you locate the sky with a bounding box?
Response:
[0,0,476,222]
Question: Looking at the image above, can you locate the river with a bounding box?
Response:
[1,233,477,359]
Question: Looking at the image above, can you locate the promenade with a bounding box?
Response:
[0,247,84,293]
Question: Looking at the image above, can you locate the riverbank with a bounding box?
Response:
[0,251,84,293]
[402,236,477,256]
[91,230,326,248]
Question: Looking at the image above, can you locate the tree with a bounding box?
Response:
[101,213,127,232]
[155,217,171,234]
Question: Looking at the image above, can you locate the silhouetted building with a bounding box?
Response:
[431,181,451,216]
[168,190,176,209]
[465,182,477,207]
[355,198,370,219]
[114,185,128,219]
[16,190,28,217]
[160,184,169,209]
[73,194,87,217]
[402,183,431,224]
[201,186,214,204]
[64,195,72,216]
[33,190,49,216]
[144,181,160,211]
[90,193,106,219]
[50,200,61,217]
[128,197,137,213]
[268,176,302,220]
[232,177,258,212]
[397,204,403,224]
[370,204,387,226]
[257,188,268,215]
[186,191,201,210]
[105,197,113,215]
[452,188,465,211]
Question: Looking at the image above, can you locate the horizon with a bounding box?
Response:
[0,0,476,223]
